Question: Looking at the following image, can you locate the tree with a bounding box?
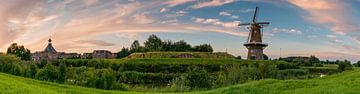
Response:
[172,40,192,51]
[27,63,38,78]
[193,44,213,52]
[144,34,163,51]
[338,60,353,71]
[263,54,269,60]
[6,43,31,61]
[161,40,174,51]
[354,61,360,67]
[309,55,320,65]
[117,48,131,58]
[130,40,141,53]
[235,56,242,59]
[58,62,67,83]
[36,63,58,81]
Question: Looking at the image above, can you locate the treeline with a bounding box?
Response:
[0,55,313,91]
[117,34,213,58]
[279,56,353,72]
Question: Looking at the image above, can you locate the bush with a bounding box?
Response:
[36,63,58,82]
[185,68,215,90]
[314,63,323,67]
[338,61,352,71]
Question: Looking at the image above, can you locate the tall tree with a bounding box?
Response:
[193,44,213,52]
[172,40,192,51]
[144,34,163,51]
[161,40,174,51]
[58,62,67,83]
[6,43,31,61]
[117,47,131,58]
[130,40,146,53]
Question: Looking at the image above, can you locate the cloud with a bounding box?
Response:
[0,0,44,50]
[164,0,196,7]
[82,0,98,6]
[192,17,240,28]
[76,40,116,46]
[0,0,250,53]
[271,28,302,35]
[160,8,168,13]
[116,32,139,39]
[132,13,154,24]
[219,11,239,19]
[192,0,235,9]
[331,39,343,43]
[288,0,360,34]
[239,9,255,13]
[165,10,188,18]
[327,34,336,38]
[219,11,231,16]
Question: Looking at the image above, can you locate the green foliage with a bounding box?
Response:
[235,56,242,59]
[1,69,360,94]
[185,68,215,90]
[130,40,147,53]
[354,61,360,67]
[172,40,192,52]
[117,48,131,58]
[128,52,235,59]
[203,69,360,94]
[0,54,342,92]
[27,63,38,78]
[314,63,323,67]
[280,55,320,66]
[337,60,353,71]
[87,69,128,90]
[193,44,213,52]
[130,34,214,53]
[263,54,269,60]
[36,63,58,82]
[144,34,163,51]
[6,43,31,61]
[58,62,67,83]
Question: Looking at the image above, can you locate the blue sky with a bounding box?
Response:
[0,0,360,61]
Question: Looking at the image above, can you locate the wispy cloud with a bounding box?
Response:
[76,40,116,46]
[288,0,360,34]
[270,28,303,35]
[219,11,239,19]
[191,0,235,9]
[164,0,196,7]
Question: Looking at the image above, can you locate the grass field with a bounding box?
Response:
[0,68,360,94]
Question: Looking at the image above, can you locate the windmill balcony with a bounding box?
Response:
[243,42,268,47]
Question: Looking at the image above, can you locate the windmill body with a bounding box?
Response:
[239,6,269,60]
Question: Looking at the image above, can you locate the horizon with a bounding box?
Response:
[1,0,360,62]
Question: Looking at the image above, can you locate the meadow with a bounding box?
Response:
[0,68,359,94]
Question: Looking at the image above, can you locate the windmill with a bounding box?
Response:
[238,6,270,60]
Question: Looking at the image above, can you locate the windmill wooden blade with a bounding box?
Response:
[252,6,259,23]
[256,22,270,25]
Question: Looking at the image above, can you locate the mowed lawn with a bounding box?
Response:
[1,68,360,94]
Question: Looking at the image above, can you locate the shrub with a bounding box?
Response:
[338,61,353,71]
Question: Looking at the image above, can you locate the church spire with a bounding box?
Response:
[44,37,57,53]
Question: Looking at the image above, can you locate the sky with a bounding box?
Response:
[1,0,360,62]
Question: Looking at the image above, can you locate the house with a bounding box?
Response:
[32,38,81,61]
[92,50,116,59]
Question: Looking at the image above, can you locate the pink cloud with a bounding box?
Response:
[288,0,360,34]
[192,0,235,9]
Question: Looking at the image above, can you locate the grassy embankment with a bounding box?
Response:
[0,68,359,94]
